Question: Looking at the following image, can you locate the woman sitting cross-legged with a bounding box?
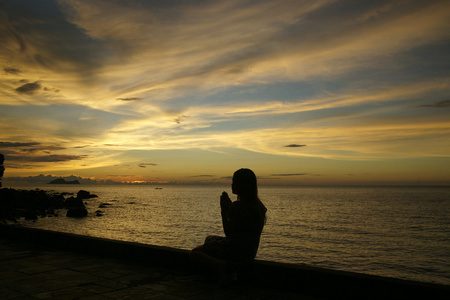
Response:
[190,168,267,284]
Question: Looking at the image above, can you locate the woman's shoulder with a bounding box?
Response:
[231,200,249,211]
[231,200,259,212]
[231,200,242,209]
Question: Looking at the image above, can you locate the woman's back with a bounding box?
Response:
[228,200,266,238]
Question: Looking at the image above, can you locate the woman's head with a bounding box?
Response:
[232,168,267,224]
[232,168,258,199]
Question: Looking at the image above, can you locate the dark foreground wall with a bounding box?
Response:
[1,225,448,299]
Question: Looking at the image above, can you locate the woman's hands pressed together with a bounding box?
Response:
[220,191,232,213]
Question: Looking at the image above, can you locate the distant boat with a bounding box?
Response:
[48,178,80,184]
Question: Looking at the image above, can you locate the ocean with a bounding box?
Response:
[7,184,450,286]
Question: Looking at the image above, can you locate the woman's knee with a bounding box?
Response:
[189,246,203,258]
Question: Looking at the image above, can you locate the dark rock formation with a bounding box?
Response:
[77,190,98,199]
[65,196,84,208]
[0,188,98,222]
[24,212,38,220]
[66,207,88,218]
[0,188,65,222]
[65,194,90,218]
[48,178,80,184]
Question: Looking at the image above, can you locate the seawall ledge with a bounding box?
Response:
[0,224,448,299]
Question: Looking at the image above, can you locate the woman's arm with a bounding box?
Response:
[220,192,232,236]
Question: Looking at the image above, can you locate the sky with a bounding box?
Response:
[1,0,450,186]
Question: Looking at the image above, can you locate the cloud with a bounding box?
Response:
[175,115,188,124]
[43,87,60,93]
[101,82,450,159]
[0,9,27,55]
[36,0,335,106]
[0,142,40,148]
[284,144,306,148]
[189,175,215,178]
[9,154,87,163]
[1,140,85,168]
[419,99,450,108]
[3,67,21,74]
[3,174,111,185]
[0,142,65,155]
[138,163,157,168]
[15,81,41,95]
[117,97,141,101]
[271,173,309,176]
[347,173,370,176]
[3,0,449,111]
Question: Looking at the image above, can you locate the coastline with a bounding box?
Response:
[1,225,448,299]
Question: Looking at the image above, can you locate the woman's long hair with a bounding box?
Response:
[233,168,267,224]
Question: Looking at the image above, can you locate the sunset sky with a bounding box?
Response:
[1,0,450,185]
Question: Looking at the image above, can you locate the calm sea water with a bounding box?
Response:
[9,184,450,286]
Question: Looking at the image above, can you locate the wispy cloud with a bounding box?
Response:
[3,67,21,75]
[3,174,112,184]
[117,97,141,101]
[0,142,40,148]
[271,173,309,176]
[9,154,87,163]
[419,99,450,108]
[15,81,41,95]
[138,163,157,168]
[0,141,65,155]
[2,1,449,108]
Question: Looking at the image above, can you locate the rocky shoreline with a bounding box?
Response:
[0,188,98,223]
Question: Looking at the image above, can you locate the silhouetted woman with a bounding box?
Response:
[190,168,267,283]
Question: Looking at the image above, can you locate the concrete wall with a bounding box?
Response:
[1,225,448,299]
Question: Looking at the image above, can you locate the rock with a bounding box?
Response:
[46,209,57,217]
[67,207,88,218]
[24,212,38,220]
[98,203,111,208]
[0,188,67,222]
[7,217,18,223]
[77,190,98,199]
[65,197,84,208]
[65,196,88,218]
[0,188,91,221]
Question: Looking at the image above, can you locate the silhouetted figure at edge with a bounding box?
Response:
[0,154,4,188]
[190,168,267,284]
